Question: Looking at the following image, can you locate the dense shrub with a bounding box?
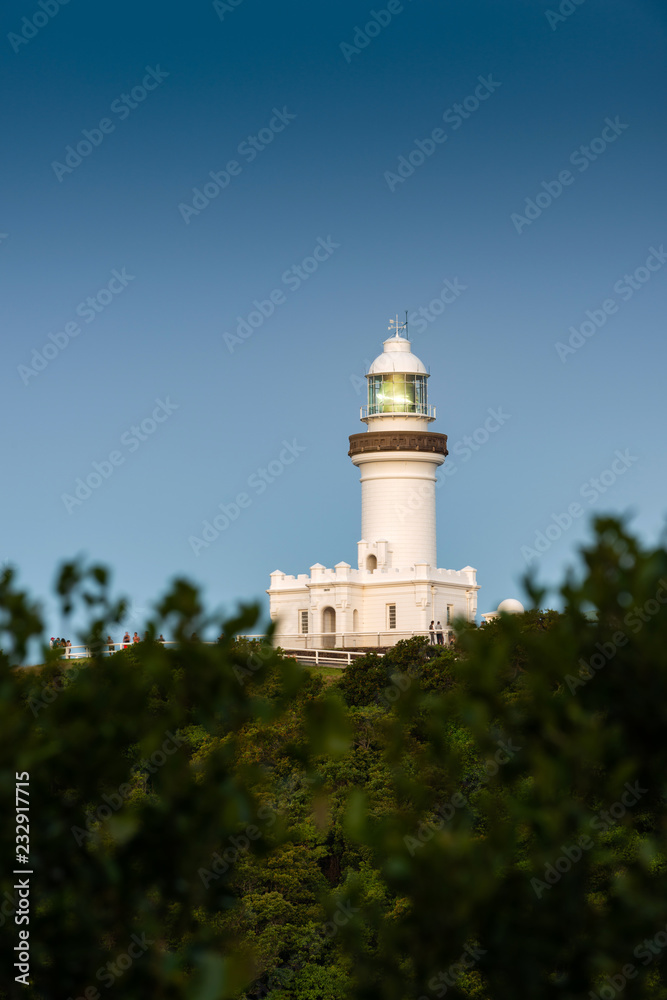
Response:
[1,518,667,999]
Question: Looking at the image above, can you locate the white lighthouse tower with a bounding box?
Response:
[352,317,446,573]
[267,318,479,648]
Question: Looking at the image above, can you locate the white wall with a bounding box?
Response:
[351,452,444,569]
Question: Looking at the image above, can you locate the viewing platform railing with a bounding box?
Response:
[269,629,454,649]
[49,629,454,661]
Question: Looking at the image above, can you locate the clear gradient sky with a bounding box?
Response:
[2,0,666,639]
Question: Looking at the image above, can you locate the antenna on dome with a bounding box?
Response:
[388,311,409,339]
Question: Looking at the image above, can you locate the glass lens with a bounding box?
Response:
[367,373,428,413]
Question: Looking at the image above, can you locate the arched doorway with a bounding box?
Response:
[366,554,377,571]
[322,606,336,649]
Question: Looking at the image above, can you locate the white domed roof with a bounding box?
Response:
[368,336,428,376]
[497,599,525,615]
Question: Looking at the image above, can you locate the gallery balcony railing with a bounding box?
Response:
[360,403,436,419]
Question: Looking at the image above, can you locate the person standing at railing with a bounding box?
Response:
[122,631,130,649]
[435,621,444,645]
[66,639,72,658]
[157,634,165,644]
[107,635,114,653]
[429,621,436,644]
[133,632,140,644]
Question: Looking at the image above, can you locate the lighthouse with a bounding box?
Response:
[351,319,448,572]
[267,318,479,648]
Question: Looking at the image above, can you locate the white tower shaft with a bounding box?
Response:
[352,450,444,568]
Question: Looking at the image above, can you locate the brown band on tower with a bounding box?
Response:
[348,431,448,458]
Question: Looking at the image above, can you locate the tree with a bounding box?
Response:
[0,562,309,1000]
[334,519,667,998]
[1,518,667,999]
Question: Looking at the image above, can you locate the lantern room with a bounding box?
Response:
[361,333,435,423]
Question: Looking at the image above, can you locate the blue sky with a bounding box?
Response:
[2,0,666,640]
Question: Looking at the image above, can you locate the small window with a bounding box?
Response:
[299,610,309,634]
[446,605,453,624]
[387,604,397,629]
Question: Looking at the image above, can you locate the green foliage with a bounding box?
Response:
[334,519,667,999]
[0,562,306,1000]
[1,520,667,999]
[335,650,388,707]
[336,635,455,707]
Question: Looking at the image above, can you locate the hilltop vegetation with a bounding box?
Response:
[1,518,667,999]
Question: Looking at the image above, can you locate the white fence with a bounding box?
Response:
[50,630,453,662]
[270,629,454,650]
[50,640,221,659]
[281,648,372,668]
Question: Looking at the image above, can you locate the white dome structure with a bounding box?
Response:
[367,335,428,375]
[497,599,525,615]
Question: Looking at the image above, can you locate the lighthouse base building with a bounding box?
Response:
[267,327,479,648]
[267,561,479,649]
